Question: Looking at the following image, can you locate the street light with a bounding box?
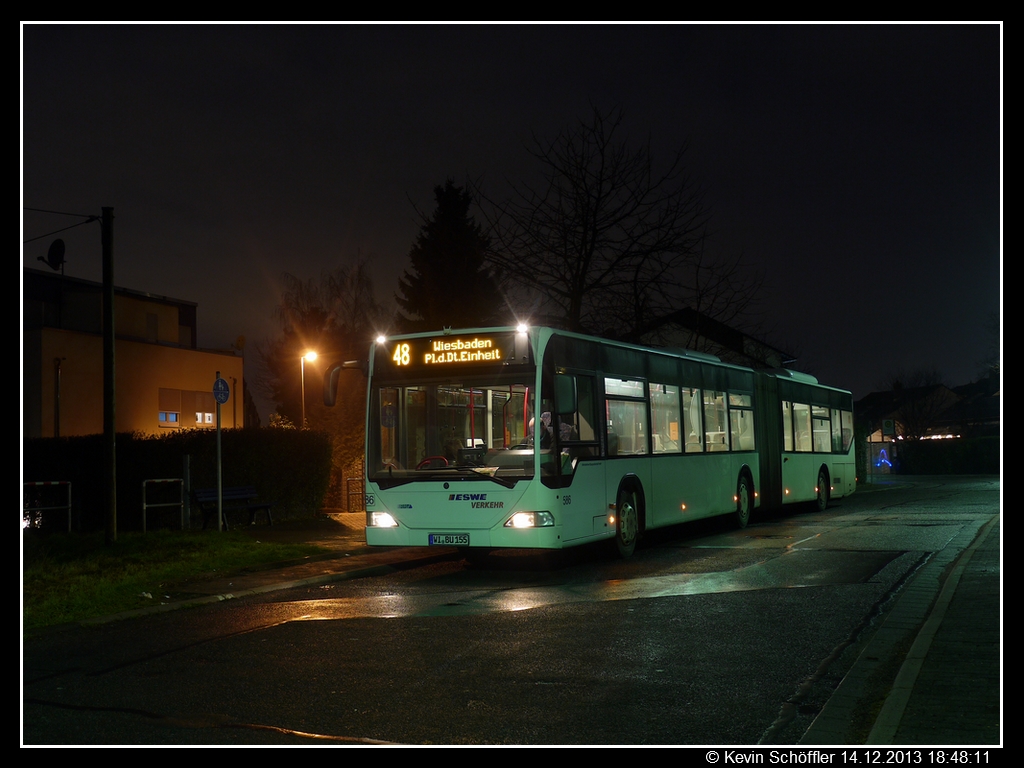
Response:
[300,350,317,428]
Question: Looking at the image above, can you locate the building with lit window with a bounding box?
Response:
[23,267,245,438]
[856,373,999,475]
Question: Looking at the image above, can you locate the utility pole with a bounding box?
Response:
[53,357,65,437]
[27,205,117,541]
[102,207,116,545]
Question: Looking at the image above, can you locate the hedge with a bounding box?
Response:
[23,428,333,533]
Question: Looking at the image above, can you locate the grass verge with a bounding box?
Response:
[22,529,330,632]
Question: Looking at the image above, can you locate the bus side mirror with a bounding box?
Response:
[323,364,342,407]
[323,360,366,407]
[554,374,576,416]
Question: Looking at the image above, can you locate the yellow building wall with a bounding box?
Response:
[115,295,182,345]
[37,328,245,437]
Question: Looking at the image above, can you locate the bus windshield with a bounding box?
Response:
[368,376,542,487]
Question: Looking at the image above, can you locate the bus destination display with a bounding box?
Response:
[387,333,521,369]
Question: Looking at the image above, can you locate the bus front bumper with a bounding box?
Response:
[365,524,564,550]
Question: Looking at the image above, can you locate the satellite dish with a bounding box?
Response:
[40,239,66,271]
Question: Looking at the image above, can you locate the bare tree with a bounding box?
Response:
[979,310,1000,379]
[257,262,386,421]
[480,106,762,344]
[877,368,956,439]
[256,259,389,503]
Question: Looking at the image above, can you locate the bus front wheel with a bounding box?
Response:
[614,487,639,558]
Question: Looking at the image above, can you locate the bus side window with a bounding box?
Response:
[650,382,681,454]
[683,387,703,453]
[703,390,728,452]
[793,403,812,452]
[606,426,619,456]
[605,397,647,455]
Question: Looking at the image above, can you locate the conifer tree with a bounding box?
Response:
[397,180,504,332]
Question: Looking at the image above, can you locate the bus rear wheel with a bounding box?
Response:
[614,487,639,558]
[736,473,753,528]
[816,469,830,512]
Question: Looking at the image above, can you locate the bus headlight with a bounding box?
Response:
[504,511,554,528]
[369,511,398,528]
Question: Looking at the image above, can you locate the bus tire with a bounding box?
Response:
[816,468,830,512]
[736,472,753,528]
[614,486,640,558]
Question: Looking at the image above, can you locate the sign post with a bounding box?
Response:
[213,373,230,530]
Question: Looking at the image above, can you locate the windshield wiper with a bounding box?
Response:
[442,465,520,489]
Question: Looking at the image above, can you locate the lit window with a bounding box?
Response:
[193,411,214,427]
[158,411,180,427]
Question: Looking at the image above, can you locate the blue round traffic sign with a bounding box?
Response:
[213,377,230,405]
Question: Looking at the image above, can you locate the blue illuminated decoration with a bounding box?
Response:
[875,449,892,468]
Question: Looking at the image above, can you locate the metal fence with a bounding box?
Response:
[141,478,186,532]
[346,477,365,513]
[23,481,72,532]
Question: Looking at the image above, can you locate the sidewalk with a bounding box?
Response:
[89,509,1002,746]
[801,514,1001,746]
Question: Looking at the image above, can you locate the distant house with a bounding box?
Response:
[942,373,1000,438]
[856,384,960,441]
[23,267,246,438]
[855,373,1000,473]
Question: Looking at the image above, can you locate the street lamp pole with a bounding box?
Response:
[300,351,317,428]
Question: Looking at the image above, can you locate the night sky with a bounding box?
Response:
[21,24,1002,422]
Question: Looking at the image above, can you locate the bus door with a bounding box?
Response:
[551,372,606,544]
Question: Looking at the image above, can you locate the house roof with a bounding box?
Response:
[23,267,198,309]
[854,385,954,423]
[855,375,1000,436]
